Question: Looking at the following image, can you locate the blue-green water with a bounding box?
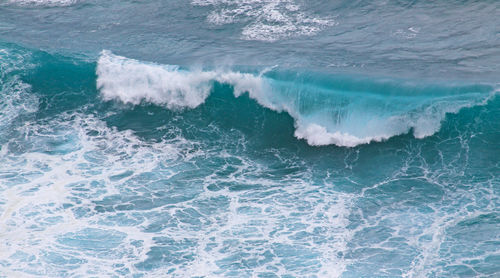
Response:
[0,0,499,277]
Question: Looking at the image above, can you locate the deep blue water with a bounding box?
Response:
[0,0,499,277]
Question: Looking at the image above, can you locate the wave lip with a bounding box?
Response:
[97,50,268,110]
[96,51,497,147]
[97,50,215,110]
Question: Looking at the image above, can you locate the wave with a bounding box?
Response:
[96,51,497,147]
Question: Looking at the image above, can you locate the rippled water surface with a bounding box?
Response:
[0,0,499,277]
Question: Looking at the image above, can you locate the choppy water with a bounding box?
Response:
[0,0,499,277]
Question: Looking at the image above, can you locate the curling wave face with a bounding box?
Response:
[97,51,497,147]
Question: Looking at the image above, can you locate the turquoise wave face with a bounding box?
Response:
[1,41,499,277]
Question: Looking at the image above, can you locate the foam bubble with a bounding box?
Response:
[192,0,335,41]
[7,0,78,6]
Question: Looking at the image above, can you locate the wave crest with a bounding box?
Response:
[96,51,268,110]
[97,51,215,110]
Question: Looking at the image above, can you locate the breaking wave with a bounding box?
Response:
[96,51,497,147]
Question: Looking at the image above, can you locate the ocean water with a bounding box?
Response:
[0,0,499,277]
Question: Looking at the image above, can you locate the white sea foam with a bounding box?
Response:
[192,0,335,41]
[1,109,494,276]
[0,108,355,276]
[0,79,37,133]
[0,113,191,276]
[7,0,78,6]
[0,49,38,133]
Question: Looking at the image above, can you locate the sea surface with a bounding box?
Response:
[0,0,499,277]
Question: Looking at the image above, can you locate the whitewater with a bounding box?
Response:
[1,0,499,277]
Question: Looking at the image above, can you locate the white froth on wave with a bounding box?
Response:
[192,0,335,41]
[97,50,213,110]
[0,78,37,132]
[97,51,268,110]
[294,123,384,147]
[0,49,38,133]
